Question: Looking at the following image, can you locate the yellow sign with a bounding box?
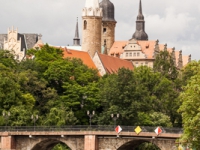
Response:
[134,126,142,135]
[178,145,183,150]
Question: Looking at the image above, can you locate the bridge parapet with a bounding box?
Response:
[0,125,183,133]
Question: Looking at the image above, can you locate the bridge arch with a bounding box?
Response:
[31,138,74,150]
[117,139,161,150]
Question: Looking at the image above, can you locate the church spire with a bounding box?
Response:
[73,17,80,46]
[137,0,144,20]
[132,0,148,41]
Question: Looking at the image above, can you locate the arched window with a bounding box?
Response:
[84,20,87,30]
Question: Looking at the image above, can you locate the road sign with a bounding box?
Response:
[115,125,122,134]
[134,126,142,135]
[155,127,162,135]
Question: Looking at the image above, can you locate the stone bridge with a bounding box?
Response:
[0,126,182,150]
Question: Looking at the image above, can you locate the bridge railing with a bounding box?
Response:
[0,126,183,134]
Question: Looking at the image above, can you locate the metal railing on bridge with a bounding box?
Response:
[0,126,183,134]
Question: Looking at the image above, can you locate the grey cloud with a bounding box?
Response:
[0,0,199,60]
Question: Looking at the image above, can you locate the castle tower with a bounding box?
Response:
[132,0,148,40]
[100,0,116,54]
[82,0,103,57]
[73,18,80,46]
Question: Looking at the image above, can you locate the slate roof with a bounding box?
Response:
[0,33,38,51]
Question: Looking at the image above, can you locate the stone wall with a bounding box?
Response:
[101,21,116,54]
[82,16,102,57]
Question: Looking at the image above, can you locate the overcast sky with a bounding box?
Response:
[0,0,199,60]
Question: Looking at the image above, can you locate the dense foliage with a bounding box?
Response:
[0,45,197,149]
[178,60,200,149]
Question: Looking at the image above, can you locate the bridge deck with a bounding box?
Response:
[0,126,182,139]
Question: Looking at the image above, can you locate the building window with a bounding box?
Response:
[126,53,128,57]
[135,62,138,67]
[145,62,148,66]
[129,53,132,57]
[84,20,87,30]
[103,28,106,33]
[134,53,136,57]
[137,52,140,56]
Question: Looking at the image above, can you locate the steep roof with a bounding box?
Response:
[97,52,134,74]
[62,47,97,69]
[137,40,156,59]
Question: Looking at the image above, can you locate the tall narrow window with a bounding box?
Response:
[84,20,87,30]
[103,28,107,33]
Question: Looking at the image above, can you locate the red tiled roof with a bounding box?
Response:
[137,40,156,59]
[62,47,97,69]
[108,40,190,67]
[109,41,128,55]
[97,52,134,74]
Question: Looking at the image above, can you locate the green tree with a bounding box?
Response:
[181,60,200,85]
[179,73,200,148]
[52,143,71,150]
[42,107,77,126]
[154,50,178,80]
[0,50,17,68]
[0,63,22,110]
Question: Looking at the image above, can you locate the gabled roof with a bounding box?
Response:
[62,47,97,69]
[97,52,134,74]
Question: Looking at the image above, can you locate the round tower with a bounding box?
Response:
[100,0,116,54]
[82,0,103,57]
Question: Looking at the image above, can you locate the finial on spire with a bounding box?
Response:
[137,0,144,20]
[139,0,142,15]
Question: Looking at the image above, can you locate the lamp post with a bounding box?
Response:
[111,113,119,127]
[3,111,10,130]
[81,95,87,108]
[87,110,95,126]
[31,115,38,131]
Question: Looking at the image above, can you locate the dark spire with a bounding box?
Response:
[73,17,80,46]
[132,0,148,41]
[137,0,144,20]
